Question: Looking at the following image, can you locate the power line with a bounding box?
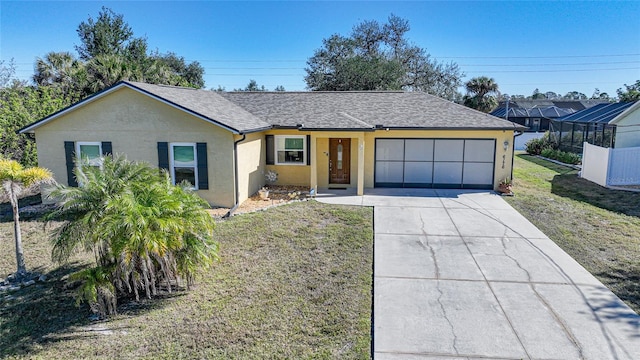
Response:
[467,67,640,73]
[460,61,640,67]
[437,53,640,59]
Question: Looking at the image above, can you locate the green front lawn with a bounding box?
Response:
[505,154,640,313]
[0,201,373,359]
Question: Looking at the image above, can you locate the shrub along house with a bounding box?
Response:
[19,81,525,209]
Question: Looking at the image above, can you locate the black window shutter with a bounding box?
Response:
[64,141,78,187]
[306,135,311,165]
[157,142,169,171]
[196,142,209,190]
[265,135,274,165]
[101,141,112,156]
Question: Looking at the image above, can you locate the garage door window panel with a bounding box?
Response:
[404,139,433,161]
[375,161,404,185]
[434,140,464,161]
[464,140,495,162]
[463,162,494,186]
[433,162,463,185]
[404,162,433,186]
[376,139,404,160]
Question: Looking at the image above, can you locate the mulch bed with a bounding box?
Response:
[207,185,311,218]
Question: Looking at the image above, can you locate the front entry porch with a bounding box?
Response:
[309,133,366,196]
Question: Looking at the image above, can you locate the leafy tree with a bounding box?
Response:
[463,76,499,113]
[36,6,206,95]
[531,88,546,99]
[617,80,640,102]
[0,83,70,166]
[33,51,86,102]
[564,91,587,100]
[152,52,205,88]
[274,85,286,92]
[545,91,559,100]
[0,59,16,88]
[305,14,463,100]
[50,155,218,316]
[0,159,54,276]
[235,79,267,91]
[75,6,140,60]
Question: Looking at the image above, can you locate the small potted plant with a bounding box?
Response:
[259,170,278,200]
[498,178,513,195]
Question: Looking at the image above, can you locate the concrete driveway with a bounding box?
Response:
[316,188,640,360]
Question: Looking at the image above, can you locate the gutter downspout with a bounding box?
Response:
[223,134,246,218]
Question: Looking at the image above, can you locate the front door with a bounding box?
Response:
[329,138,350,184]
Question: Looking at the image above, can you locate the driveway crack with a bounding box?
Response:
[419,212,440,279]
[435,280,460,355]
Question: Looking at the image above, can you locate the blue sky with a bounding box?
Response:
[2,1,639,97]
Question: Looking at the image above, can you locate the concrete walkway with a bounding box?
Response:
[316,188,640,360]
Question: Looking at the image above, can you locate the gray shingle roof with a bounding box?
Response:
[220,91,523,130]
[20,81,525,134]
[127,82,271,133]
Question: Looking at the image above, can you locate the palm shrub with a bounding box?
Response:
[0,159,54,277]
[49,155,218,317]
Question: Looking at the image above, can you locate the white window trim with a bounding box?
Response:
[274,135,306,166]
[169,142,199,190]
[75,141,103,168]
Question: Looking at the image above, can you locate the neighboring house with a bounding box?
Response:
[490,99,607,132]
[549,101,639,154]
[19,81,525,208]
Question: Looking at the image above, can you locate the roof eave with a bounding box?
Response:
[380,126,527,131]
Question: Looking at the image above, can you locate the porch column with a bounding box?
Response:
[357,134,365,196]
[310,134,318,194]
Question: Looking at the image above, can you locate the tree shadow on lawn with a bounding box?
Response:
[0,263,90,357]
[588,268,640,337]
[0,262,185,358]
[516,153,577,175]
[517,154,640,218]
[550,172,640,218]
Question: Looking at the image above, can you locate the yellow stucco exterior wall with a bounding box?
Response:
[33,87,236,207]
[265,129,514,191]
[235,132,265,203]
[264,130,363,189]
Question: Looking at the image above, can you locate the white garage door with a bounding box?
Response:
[375,138,496,189]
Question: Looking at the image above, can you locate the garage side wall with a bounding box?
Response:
[33,87,236,207]
[236,132,265,203]
[364,130,515,190]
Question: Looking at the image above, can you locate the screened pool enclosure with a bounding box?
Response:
[549,102,636,154]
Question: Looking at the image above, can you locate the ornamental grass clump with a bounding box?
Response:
[49,155,218,317]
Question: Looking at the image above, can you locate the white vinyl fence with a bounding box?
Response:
[581,142,640,187]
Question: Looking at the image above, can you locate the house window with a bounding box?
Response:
[275,135,305,165]
[75,142,103,167]
[170,143,198,189]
